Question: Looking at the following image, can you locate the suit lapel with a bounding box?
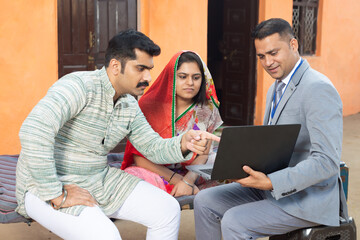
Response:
[266,59,310,125]
[271,81,296,124]
[263,85,275,125]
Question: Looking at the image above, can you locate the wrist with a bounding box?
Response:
[169,173,183,184]
[181,133,191,155]
[182,179,195,195]
[184,172,198,183]
[168,172,176,184]
[51,187,68,210]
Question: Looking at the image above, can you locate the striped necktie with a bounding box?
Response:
[275,81,286,105]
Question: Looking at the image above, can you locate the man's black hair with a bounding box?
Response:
[105,29,161,72]
[177,52,207,106]
[251,18,295,40]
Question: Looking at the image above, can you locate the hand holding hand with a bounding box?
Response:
[51,184,97,209]
[236,166,273,190]
[181,130,220,155]
[170,180,200,197]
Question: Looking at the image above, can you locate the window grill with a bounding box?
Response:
[292,0,319,55]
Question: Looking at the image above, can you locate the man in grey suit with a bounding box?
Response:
[194,18,348,239]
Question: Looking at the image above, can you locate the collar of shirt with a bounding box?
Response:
[277,57,302,93]
[99,66,116,98]
[268,58,302,124]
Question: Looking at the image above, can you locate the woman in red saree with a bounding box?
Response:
[121,51,223,197]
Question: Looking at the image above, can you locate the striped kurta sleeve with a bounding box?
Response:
[127,104,191,164]
[18,75,88,202]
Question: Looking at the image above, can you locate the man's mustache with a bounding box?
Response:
[136,81,149,88]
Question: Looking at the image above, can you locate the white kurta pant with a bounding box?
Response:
[24,181,181,240]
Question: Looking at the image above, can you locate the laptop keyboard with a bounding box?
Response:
[200,168,213,175]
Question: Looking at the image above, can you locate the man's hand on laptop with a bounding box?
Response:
[236,166,273,190]
[181,130,220,155]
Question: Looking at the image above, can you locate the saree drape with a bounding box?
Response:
[121,51,222,193]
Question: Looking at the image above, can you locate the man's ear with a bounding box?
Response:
[109,59,121,75]
[290,38,299,52]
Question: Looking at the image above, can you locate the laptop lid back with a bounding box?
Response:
[211,124,300,180]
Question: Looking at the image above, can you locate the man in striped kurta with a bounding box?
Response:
[15,30,218,240]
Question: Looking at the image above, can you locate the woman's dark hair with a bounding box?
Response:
[177,52,207,105]
[105,29,161,72]
[251,18,295,41]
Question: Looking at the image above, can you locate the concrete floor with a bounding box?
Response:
[1,113,359,240]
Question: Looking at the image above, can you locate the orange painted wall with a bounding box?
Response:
[0,0,58,154]
[254,0,360,125]
[306,0,360,117]
[139,0,208,85]
[1,0,359,154]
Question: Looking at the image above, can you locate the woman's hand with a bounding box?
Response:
[170,180,199,197]
[50,184,97,209]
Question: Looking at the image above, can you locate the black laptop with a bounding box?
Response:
[186,124,301,180]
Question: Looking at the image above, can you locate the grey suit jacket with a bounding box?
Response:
[264,59,348,226]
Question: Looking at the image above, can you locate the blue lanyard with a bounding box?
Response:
[270,59,303,120]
